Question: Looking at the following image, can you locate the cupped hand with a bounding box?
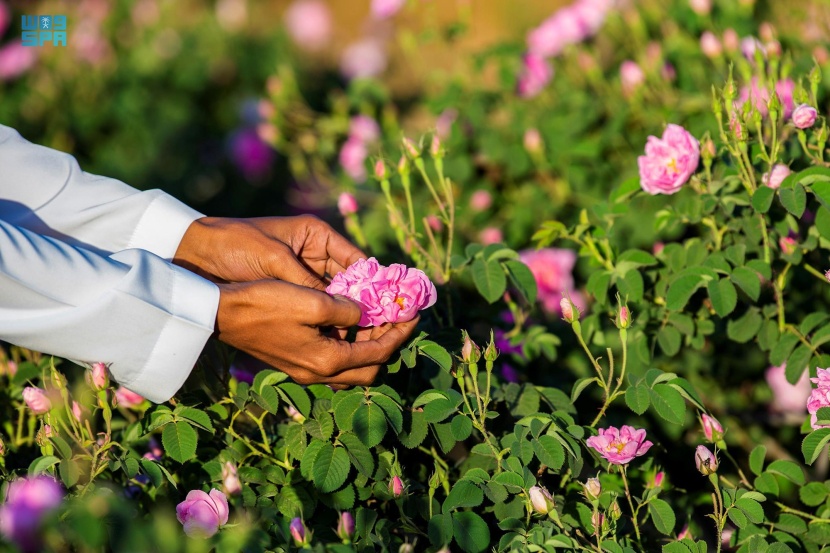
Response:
[215,279,418,388]
[174,215,365,290]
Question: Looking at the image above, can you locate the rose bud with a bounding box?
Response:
[402,137,420,158]
[700,31,722,58]
[792,104,818,129]
[175,489,229,538]
[390,476,405,498]
[374,159,387,180]
[584,478,602,500]
[71,401,83,423]
[608,500,622,520]
[22,387,51,415]
[591,511,605,531]
[337,192,358,216]
[460,332,480,364]
[336,511,355,541]
[289,517,307,546]
[616,306,631,329]
[524,128,542,154]
[469,190,493,212]
[652,471,665,488]
[695,445,718,475]
[430,135,442,157]
[779,236,797,256]
[762,164,791,189]
[528,485,554,515]
[560,297,580,323]
[701,414,724,442]
[221,462,241,496]
[86,362,109,391]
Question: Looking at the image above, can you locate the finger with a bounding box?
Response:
[323,228,366,273]
[309,294,363,328]
[260,245,327,291]
[318,316,421,371]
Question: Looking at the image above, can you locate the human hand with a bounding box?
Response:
[174,215,365,290]
[215,280,419,388]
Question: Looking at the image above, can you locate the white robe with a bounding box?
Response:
[0,124,220,402]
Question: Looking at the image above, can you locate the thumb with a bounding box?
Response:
[260,246,327,291]
[313,294,363,328]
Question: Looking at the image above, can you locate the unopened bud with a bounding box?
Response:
[289,517,307,546]
[608,500,622,520]
[701,414,724,442]
[430,135,442,157]
[483,338,498,362]
[336,511,355,542]
[528,485,554,515]
[460,332,480,364]
[397,155,409,175]
[560,297,580,323]
[524,128,542,154]
[652,471,665,488]
[337,192,359,216]
[584,478,601,500]
[792,104,818,129]
[402,137,420,159]
[616,306,631,329]
[86,362,109,392]
[390,476,405,498]
[374,159,387,180]
[591,511,605,531]
[695,445,718,475]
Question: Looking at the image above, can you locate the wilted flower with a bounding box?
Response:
[528,485,554,514]
[0,476,63,552]
[326,258,437,327]
[586,425,653,465]
[701,414,724,442]
[695,445,718,475]
[766,364,811,415]
[470,190,493,211]
[176,489,229,538]
[222,462,241,496]
[115,387,145,408]
[517,53,553,99]
[22,387,51,415]
[480,227,504,245]
[762,164,791,189]
[86,362,109,391]
[390,476,405,498]
[700,31,722,58]
[519,248,582,315]
[336,511,355,541]
[284,0,331,51]
[337,193,359,216]
[638,124,700,195]
[792,104,818,129]
[290,517,307,545]
[584,478,602,500]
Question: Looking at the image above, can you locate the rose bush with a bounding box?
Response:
[3,0,830,552]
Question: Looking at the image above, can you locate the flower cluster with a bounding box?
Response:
[326,258,437,327]
[808,368,830,429]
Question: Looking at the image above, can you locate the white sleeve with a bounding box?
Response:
[0,220,220,403]
[0,124,202,259]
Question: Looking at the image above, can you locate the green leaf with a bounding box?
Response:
[779,184,807,218]
[161,422,198,463]
[419,341,453,373]
[300,439,324,480]
[816,208,830,241]
[444,480,484,511]
[28,455,60,476]
[754,473,779,496]
[338,433,375,478]
[611,177,641,203]
[618,270,644,303]
[398,410,428,449]
[617,249,658,267]
[786,345,812,384]
[767,459,806,485]
[312,443,350,493]
[726,308,763,343]
[252,369,288,393]
[353,403,387,448]
[666,267,716,311]
[749,445,766,476]
[727,507,748,528]
[177,407,215,432]
[657,326,682,357]
[625,384,650,415]
[649,498,676,535]
[571,377,599,403]
[800,481,829,507]
[428,513,454,548]
[770,334,800,366]
[471,258,507,304]
[707,279,738,317]
[59,459,81,488]
[452,511,491,553]
[532,435,565,471]
[752,186,776,213]
[139,459,163,488]
[587,271,612,304]
[451,415,473,441]
[503,260,538,305]
[735,497,764,523]
[278,382,311,417]
[49,435,72,459]
[333,391,364,432]
[492,471,525,491]
[372,394,403,434]
[649,385,686,425]
[802,428,830,465]
[251,386,280,415]
[731,267,761,302]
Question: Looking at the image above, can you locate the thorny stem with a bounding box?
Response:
[804,263,829,284]
[573,324,607,389]
[759,214,771,264]
[775,263,791,332]
[620,467,642,546]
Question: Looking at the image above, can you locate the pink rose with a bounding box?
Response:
[371,0,406,19]
[22,387,51,415]
[389,476,405,498]
[519,248,581,314]
[637,124,700,195]
[762,164,791,189]
[700,32,722,58]
[766,364,811,415]
[435,108,458,139]
[284,0,331,51]
[0,476,63,552]
[517,53,553,98]
[480,227,503,245]
[0,43,37,81]
[808,368,830,429]
[792,104,818,129]
[339,137,368,182]
[326,258,436,327]
[340,39,387,80]
[469,190,492,212]
[221,462,242,496]
[586,425,653,465]
[176,489,229,538]
[115,387,145,408]
[337,192,359,216]
[620,60,645,95]
[86,362,109,391]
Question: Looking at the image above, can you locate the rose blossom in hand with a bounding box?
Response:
[176,489,229,538]
[326,258,437,327]
[638,124,700,195]
[586,425,653,465]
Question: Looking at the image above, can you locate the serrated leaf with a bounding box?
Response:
[532,435,565,471]
[278,382,311,417]
[649,498,676,535]
[727,507,748,528]
[471,258,507,304]
[28,455,60,476]
[162,422,198,463]
[251,386,280,415]
[800,481,829,506]
[571,377,598,403]
[752,186,776,213]
[59,459,81,488]
[779,184,807,218]
[139,459,163,488]
[657,326,682,357]
[300,439,324,480]
[419,341,453,373]
[666,268,715,311]
[625,385,650,415]
[451,415,473,441]
[649,385,686,425]
[707,278,738,317]
[452,511,490,553]
[372,394,403,434]
[353,403,387,448]
[726,308,763,343]
[803,428,830,465]
[339,433,375,478]
[735,497,764,523]
[177,407,215,432]
[444,480,484,511]
[398,410,428,448]
[312,443,350,493]
[786,345,812,384]
[333,391,364,432]
[503,260,537,305]
[749,445,766,476]
[767,459,806,485]
[770,334,800,366]
[731,267,761,302]
[252,369,288,393]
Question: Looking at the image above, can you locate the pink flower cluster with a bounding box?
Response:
[519,0,614,98]
[586,425,652,465]
[326,258,437,327]
[808,368,830,429]
[638,124,700,195]
[519,248,584,315]
[735,77,796,120]
[0,476,63,552]
[339,115,380,182]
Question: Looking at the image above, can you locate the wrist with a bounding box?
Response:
[173,217,215,277]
